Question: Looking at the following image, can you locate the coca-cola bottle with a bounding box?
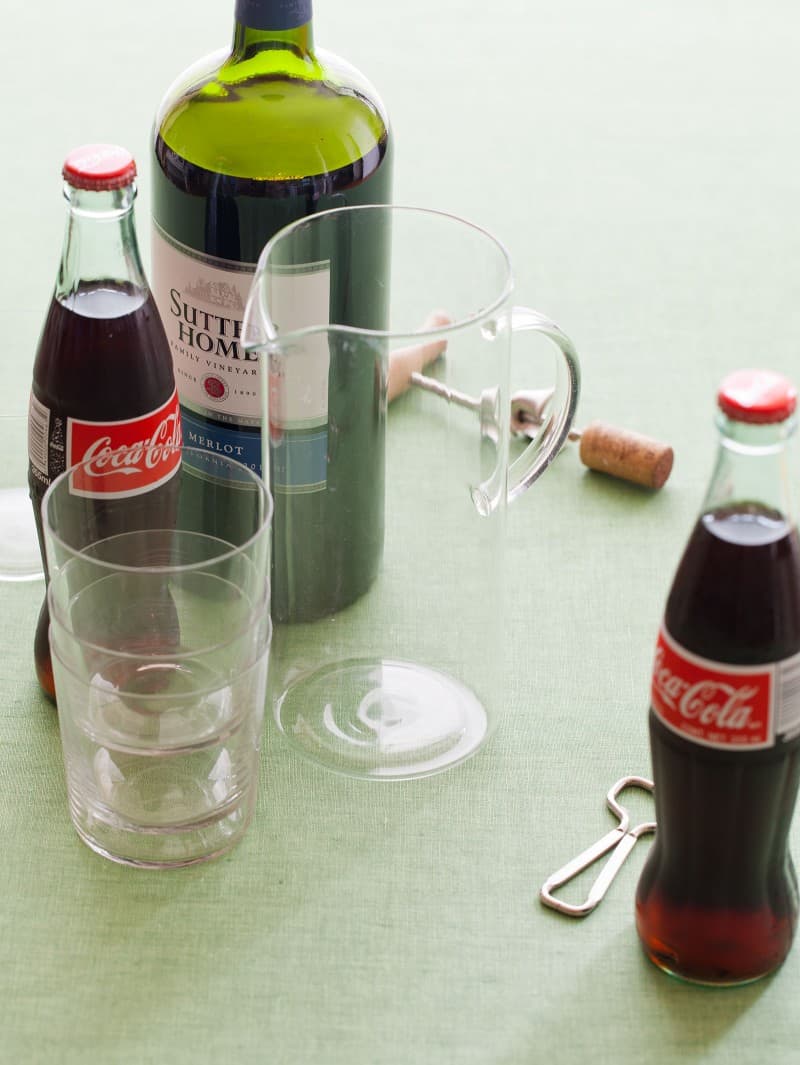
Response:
[28,144,181,701]
[636,368,800,985]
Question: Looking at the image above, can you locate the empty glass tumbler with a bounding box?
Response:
[43,446,272,867]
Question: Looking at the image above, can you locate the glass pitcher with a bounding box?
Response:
[243,205,580,780]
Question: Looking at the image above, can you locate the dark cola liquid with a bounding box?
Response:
[30,282,178,701]
[636,504,800,984]
[30,282,176,507]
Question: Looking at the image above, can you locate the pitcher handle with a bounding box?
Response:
[507,306,581,504]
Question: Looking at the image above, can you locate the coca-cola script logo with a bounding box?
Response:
[68,388,182,499]
[651,626,774,750]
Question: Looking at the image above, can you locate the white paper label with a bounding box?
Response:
[266,262,331,429]
[265,261,332,493]
[152,224,332,490]
[151,225,259,424]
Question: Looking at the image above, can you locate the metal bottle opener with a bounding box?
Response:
[540,776,656,917]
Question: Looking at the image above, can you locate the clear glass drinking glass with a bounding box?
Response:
[43,446,272,868]
[243,205,580,781]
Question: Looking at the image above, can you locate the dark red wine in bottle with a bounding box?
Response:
[151,0,393,620]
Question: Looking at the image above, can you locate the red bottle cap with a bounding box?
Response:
[717,368,797,424]
[62,144,137,191]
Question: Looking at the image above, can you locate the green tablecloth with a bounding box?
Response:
[3,1,800,1061]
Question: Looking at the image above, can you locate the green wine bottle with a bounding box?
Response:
[151,0,393,620]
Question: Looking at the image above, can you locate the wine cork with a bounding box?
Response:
[387,310,452,402]
[578,421,674,489]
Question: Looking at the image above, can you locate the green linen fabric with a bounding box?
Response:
[3,0,800,1062]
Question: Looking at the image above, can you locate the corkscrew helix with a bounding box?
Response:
[539,776,656,918]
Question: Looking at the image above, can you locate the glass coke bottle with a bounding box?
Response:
[636,368,800,985]
[28,145,181,702]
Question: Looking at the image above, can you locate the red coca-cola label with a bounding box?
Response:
[651,626,774,750]
[67,388,182,498]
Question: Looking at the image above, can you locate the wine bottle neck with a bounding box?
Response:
[235,0,312,29]
[56,184,148,305]
[232,21,314,56]
[233,0,314,52]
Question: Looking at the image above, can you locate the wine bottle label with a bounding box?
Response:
[151,223,257,416]
[151,223,331,491]
[651,625,800,750]
[265,261,331,495]
[28,388,182,498]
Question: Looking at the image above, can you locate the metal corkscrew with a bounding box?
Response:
[387,313,674,490]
